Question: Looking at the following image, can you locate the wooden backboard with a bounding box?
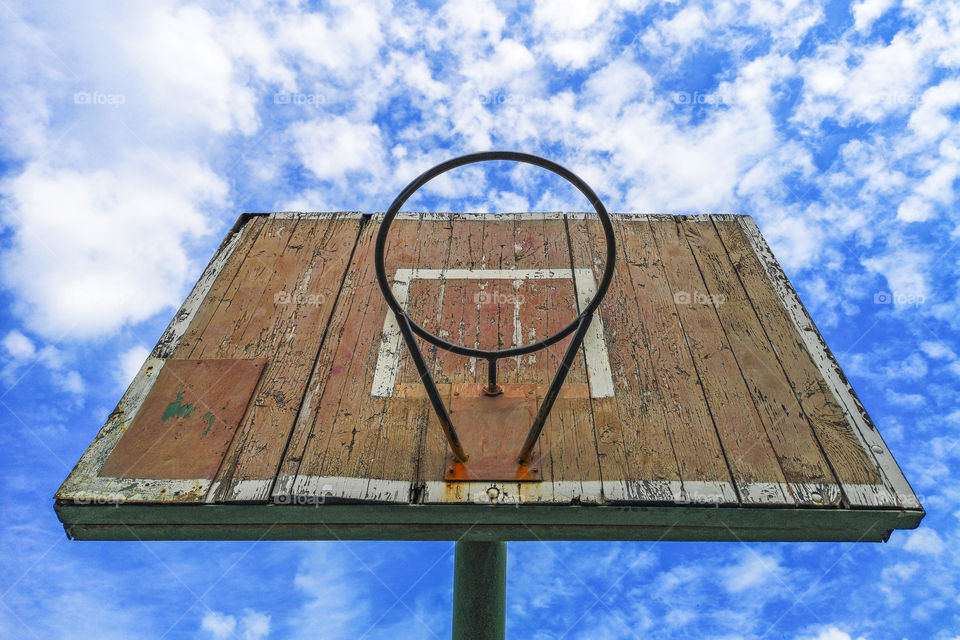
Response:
[55,212,923,542]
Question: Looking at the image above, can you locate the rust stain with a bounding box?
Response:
[443,383,543,482]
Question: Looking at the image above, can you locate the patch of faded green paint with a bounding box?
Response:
[162,392,194,421]
[201,412,216,437]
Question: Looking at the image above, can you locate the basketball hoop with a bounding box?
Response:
[374,151,616,466]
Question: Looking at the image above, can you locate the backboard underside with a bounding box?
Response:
[55,212,923,542]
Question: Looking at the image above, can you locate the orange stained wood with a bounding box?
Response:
[67,212,917,512]
[100,358,266,480]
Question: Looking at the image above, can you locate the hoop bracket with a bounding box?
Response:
[374,151,616,469]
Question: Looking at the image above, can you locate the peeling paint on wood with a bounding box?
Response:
[56,213,922,542]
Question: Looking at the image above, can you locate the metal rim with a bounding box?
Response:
[374,150,616,360]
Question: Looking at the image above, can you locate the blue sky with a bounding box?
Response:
[1,0,959,638]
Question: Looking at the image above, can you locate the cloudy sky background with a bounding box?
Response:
[1,0,959,638]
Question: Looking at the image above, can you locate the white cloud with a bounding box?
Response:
[111,4,261,135]
[886,389,925,408]
[920,340,956,359]
[903,527,946,554]
[278,1,384,74]
[909,79,960,140]
[201,611,237,640]
[852,0,896,31]
[641,6,708,51]
[719,551,783,593]
[201,608,270,640]
[2,330,36,360]
[291,117,384,184]
[1,328,84,395]
[533,0,604,33]
[240,610,271,640]
[862,250,930,304]
[116,345,150,389]
[796,626,867,640]
[1,154,223,338]
[55,369,85,395]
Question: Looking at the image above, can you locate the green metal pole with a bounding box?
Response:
[451,541,506,640]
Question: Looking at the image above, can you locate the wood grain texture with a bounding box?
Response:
[58,213,921,527]
[206,214,363,502]
[649,219,794,505]
[569,217,738,504]
[680,219,840,506]
[733,217,918,509]
[275,216,431,504]
[713,221,892,507]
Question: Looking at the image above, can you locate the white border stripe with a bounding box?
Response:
[573,269,614,397]
[370,268,614,398]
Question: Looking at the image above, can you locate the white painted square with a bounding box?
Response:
[371,268,614,398]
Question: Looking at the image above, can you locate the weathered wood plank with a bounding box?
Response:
[280,215,449,503]
[527,216,603,504]
[732,216,920,509]
[376,215,453,501]
[568,216,682,503]
[649,219,794,505]
[209,215,362,501]
[156,215,263,359]
[416,216,479,502]
[681,219,840,506]
[570,217,738,504]
[713,220,895,507]
[180,218,293,360]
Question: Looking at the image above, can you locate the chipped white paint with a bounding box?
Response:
[268,211,365,220]
[603,480,740,505]
[275,475,411,504]
[737,216,920,510]
[371,268,614,398]
[390,212,565,221]
[421,480,605,505]
[572,269,615,398]
[678,481,740,505]
[152,224,245,359]
[208,478,274,503]
[371,278,411,397]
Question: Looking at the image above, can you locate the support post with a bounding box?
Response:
[452,541,506,640]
